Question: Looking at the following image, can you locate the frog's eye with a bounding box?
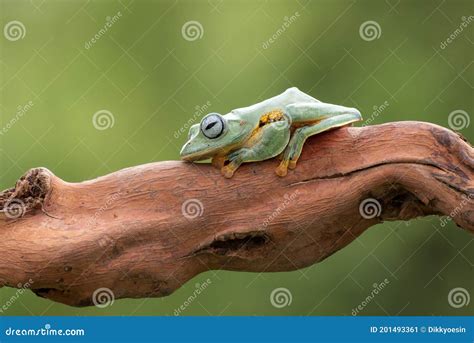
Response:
[200,113,226,139]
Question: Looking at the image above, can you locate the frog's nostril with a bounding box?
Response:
[180,144,189,157]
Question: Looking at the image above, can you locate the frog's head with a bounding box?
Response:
[180,112,252,161]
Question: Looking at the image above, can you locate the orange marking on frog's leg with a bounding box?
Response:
[288,159,298,170]
[221,162,239,179]
[212,156,226,169]
[288,150,302,170]
[275,160,289,177]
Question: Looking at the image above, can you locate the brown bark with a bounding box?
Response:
[0,121,473,307]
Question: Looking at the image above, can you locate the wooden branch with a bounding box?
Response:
[0,121,473,307]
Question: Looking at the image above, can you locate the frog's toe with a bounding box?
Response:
[221,165,235,178]
[288,159,298,170]
[275,161,288,177]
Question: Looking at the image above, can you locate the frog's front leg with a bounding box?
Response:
[220,148,252,178]
[221,118,291,178]
[277,103,362,177]
[212,155,226,169]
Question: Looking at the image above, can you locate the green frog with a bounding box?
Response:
[180,87,362,178]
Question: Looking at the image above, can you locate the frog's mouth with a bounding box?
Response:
[180,143,216,161]
[180,138,242,162]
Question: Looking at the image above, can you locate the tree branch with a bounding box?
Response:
[0,121,473,307]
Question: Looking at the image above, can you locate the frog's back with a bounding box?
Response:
[230,87,319,123]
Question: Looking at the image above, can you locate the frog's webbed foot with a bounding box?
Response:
[275,156,297,178]
[275,160,289,177]
[220,148,252,179]
[221,165,236,178]
[288,159,298,169]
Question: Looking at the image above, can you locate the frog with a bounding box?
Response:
[180,87,362,178]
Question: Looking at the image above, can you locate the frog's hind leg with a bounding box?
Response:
[276,113,361,176]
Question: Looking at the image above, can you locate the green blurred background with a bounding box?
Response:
[1,0,472,316]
